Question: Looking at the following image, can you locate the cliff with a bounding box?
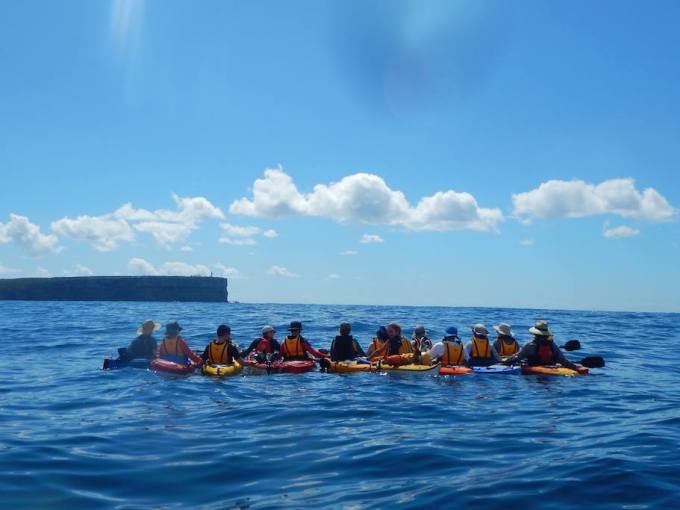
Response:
[0,276,229,302]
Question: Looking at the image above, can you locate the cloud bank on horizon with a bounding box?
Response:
[1,168,676,265]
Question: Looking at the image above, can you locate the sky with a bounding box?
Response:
[1,0,680,312]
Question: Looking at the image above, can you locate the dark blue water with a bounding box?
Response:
[1,302,679,509]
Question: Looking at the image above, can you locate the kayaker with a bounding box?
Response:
[158,321,202,365]
[366,326,389,357]
[492,323,520,358]
[411,325,433,352]
[502,320,580,370]
[329,322,367,361]
[464,324,501,367]
[429,327,468,366]
[280,321,327,361]
[369,323,414,360]
[117,319,160,361]
[241,325,281,361]
[201,324,241,365]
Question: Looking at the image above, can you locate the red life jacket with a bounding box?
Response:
[255,337,274,354]
[537,344,553,365]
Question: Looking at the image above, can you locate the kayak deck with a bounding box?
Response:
[202,362,243,377]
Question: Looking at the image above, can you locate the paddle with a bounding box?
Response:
[579,356,605,369]
[561,340,581,351]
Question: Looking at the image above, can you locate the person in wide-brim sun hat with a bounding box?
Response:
[493,322,520,358]
[137,319,161,336]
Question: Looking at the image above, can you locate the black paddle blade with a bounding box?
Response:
[580,356,605,368]
[562,340,581,351]
[102,358,111,370]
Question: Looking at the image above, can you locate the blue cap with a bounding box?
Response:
[445,326,459,338]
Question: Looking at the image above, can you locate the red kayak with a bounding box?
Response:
[439,365,473,376]
[242,354,283,374]
[281,360,316,373]
[149,358,199,375]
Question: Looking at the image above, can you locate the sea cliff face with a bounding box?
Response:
[0,276,228,302]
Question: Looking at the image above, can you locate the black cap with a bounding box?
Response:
[217,324,231,336]
[289,321,302,331]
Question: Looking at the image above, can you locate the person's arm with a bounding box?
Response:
[369,342,387,361]
[366,341,376,357]
[180,338,203,364]
[229,344,241,361]
[200,344,210,363]
[303,340,327,359]
[240,339,259,358]
[329,339,338,361]
[553,344,579,370]
[352,338,366,357]
[490,344,501,363]
[503,343,529,365]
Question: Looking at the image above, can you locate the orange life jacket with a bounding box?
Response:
[471,337,492,359]
[282,336,306,358]
[441,341,465,366]
[497,337,519,356]
[208,340,233,364]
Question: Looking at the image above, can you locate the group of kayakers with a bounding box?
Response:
[113,318,579,371]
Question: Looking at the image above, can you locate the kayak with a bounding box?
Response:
[327,360,376,373]
[149,358,198,375]
[471,364,520,375]
[521,364,589,376]
[102,358,151,370]
[439,365,473,376]
[281,360,316,373]
[241,354,283,374]
[202,362,242,377]
[377,360,439,373]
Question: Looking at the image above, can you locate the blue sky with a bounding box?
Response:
[1,0,679,312]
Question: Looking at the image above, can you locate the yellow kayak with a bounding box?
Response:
[327,359,439,373]
[202,362,243,377]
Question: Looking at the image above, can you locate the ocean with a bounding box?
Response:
[1,301,678,509]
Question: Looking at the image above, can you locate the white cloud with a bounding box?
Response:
[230,167,503,232]
[519,239,535,246]
[0,262,19,274]
[512,178,676,223]
[133,221,193,246]
[603,225,640,240]
[52,215,134,251]
[263,229,279,238]
[74,264,94,276]
[267,265,299,278]
[360,234,384,244]
[128,257,210,276]
[220,223,260,237]
[36,267,50,277]
[327,273,341,279]
[214,263,243,279]
[0,214,62,256]
[180,245,194,252]
[340,250,358,256]
[219,236,257,246]
[54,194,223,250]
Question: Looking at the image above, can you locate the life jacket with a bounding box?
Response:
[282,336,307,360]
[387,337,413,356]
[441,341,465,366]
[371,338,385,352]
[413,337,432,351]
[255,337,275,354]
[159,337,188,364]
[497,337,519,357]
[208,340,233,364]
[529,343,554,366]
[469,337,494,366]
[332,335,358,361]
